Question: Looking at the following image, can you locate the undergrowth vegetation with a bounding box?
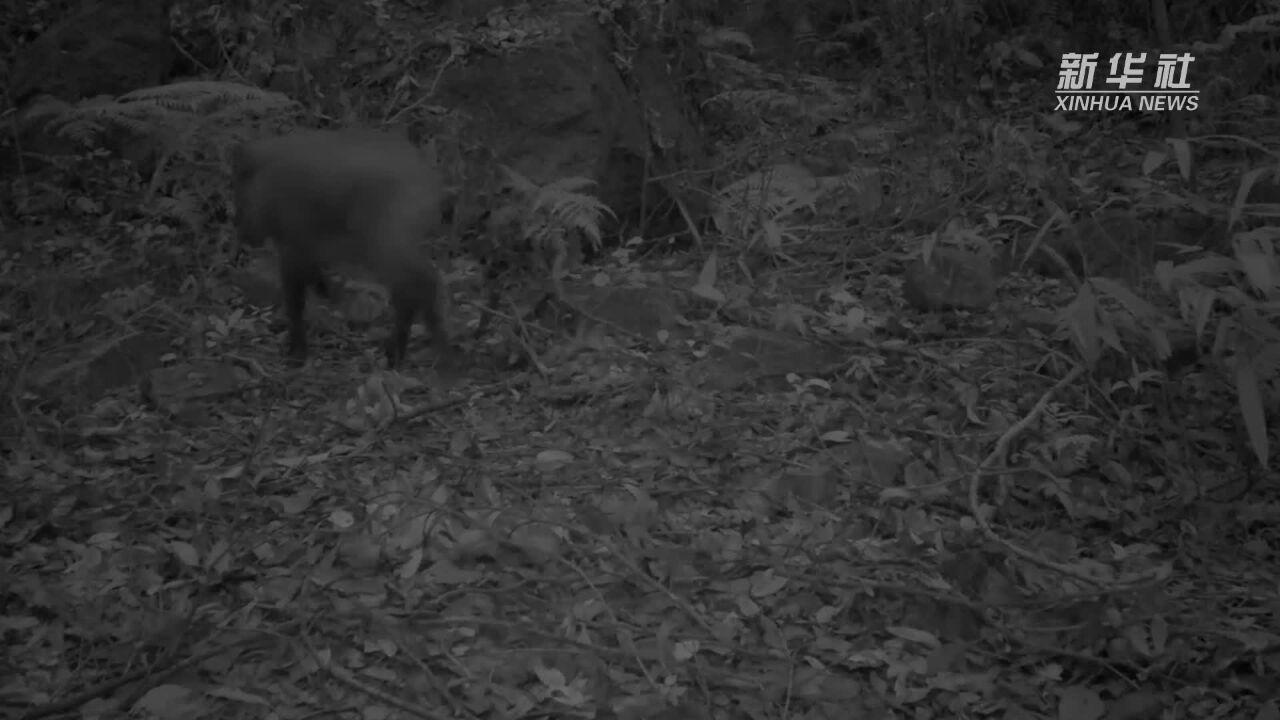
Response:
[2,1,1279,719]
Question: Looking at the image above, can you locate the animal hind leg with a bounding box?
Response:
[280,255,326,365]
[385,288,416,369]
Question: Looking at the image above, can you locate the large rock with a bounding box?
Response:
[9,0,176,106]
[433,7,709,243]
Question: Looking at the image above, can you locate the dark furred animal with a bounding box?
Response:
[231,129,450,368]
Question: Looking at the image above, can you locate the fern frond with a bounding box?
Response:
[498,165,541,196]
[37,81,296,151]
[533,179,612,246]
[51,102,181,142]
[117,81,294,115]
[536,176,598,196]
[486,164,615,264]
